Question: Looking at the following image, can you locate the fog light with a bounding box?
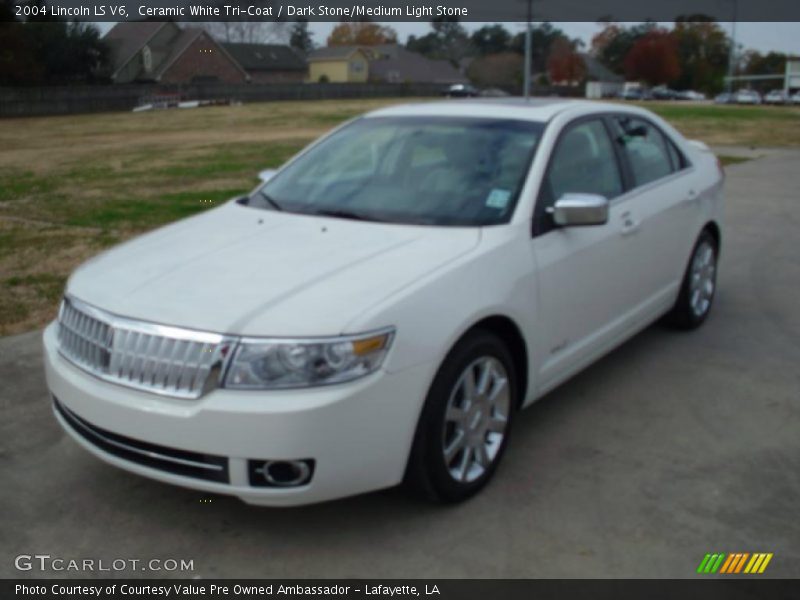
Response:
[248,459,314,488]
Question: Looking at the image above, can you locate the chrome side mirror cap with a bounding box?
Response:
[258,169,278,183]
[548,193,609,227]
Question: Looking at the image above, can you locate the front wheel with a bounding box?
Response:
[404,330,517,503]
[665,230,718,329]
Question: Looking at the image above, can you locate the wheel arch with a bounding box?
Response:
[703,220,722,255]
[460,315,529,409]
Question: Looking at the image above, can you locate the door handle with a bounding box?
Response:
[620,211,639,236]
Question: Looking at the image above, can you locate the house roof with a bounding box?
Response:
[366,45,467,84]
[104,21,168,75]
[104,24,248,82]
[223,43,306,72]
[150,28,205,79]
[308,46,366,61]
[153,29,248,81]
[580,53,624,83]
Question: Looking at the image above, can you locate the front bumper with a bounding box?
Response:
[43,323,431,506]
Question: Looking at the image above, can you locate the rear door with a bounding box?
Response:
[608,114,699,313]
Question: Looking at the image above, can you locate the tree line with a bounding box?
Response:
[0,7,792,92]
[327,18,793,95]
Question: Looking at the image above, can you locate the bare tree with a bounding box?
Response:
[199,1,289,45]
[202,22,289,44]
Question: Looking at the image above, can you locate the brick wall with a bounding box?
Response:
[160,33,248,85]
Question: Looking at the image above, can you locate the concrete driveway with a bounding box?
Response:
[2,150,798,579]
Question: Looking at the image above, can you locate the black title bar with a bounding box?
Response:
[5,579,800,600]
[6,0,800,22]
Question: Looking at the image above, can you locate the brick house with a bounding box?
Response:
[104,22,249,84]
[222,43,307,83]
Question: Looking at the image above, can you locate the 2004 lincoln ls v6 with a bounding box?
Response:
[44,99,723,506]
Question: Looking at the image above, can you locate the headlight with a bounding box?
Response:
[223,329,394,390]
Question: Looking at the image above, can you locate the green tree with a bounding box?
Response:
[672,17,730,94]
[508,22,568,73]
[470,24,511,56]
[407,17,470,66]
[0,4,109,85]
[743,51,788,75]
[289,18,314,55]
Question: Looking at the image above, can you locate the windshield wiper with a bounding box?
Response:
[311,208,386,222]
[259,190,283,211]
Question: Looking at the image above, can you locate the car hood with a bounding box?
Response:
[67,202,481,336]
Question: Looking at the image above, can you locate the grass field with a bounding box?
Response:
[1,98,799,335]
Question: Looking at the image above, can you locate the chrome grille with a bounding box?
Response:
[57,296,233,399]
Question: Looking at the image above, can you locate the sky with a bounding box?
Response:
[94,21,800,55]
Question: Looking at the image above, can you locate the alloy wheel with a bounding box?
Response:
[442,356,511,483]
[690,240,716,317]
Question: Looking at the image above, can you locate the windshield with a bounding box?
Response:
[250,116,545,226]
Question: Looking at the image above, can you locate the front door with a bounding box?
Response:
[531,116,645,392]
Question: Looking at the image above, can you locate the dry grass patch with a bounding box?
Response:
[0,97,797,335]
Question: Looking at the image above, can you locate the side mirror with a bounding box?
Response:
[258,169,277,183]
[548,193,609,227]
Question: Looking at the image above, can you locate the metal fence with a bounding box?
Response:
[0,82,447,118]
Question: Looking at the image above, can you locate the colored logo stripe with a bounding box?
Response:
[698,553,773,574]
[697,553,726,573]
[745,553,773,574]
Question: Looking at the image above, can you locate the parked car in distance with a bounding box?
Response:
[620,87,644,100]
[734,89,762,104]
[677,90,706,101]
[479,87,511,98]
[764,89,790,105]
[792,91,800,105]
[652,86,677,100]
[444,83,479,98]
[45,99,724,506]
[714,92,733,104]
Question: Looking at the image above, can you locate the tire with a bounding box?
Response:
[404,329,517,503]
[665,230,718,329]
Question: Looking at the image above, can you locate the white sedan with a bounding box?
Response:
[44,99,724,506]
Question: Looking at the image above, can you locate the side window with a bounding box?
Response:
[542,119,623,208]
[613,117,674,187]
[666,138,687,171]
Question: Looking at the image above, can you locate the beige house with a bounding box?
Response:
[308,47,369,83]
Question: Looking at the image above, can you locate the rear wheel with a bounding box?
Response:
[404,330,517,502]
[665,230,718,329]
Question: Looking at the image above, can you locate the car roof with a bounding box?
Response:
[365,98,622,123]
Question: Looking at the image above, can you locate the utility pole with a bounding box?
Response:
[726,0,738,94]
[523,0,532,99]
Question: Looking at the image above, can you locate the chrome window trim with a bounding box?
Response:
[608,165,697,208]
